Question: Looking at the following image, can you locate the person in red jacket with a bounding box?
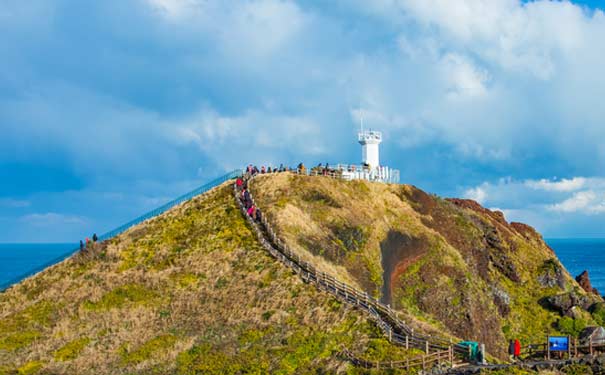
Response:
[514,339,521,360]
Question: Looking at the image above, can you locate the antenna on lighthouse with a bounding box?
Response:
[360,110,364,133]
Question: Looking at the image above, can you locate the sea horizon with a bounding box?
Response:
[2,239,605,293]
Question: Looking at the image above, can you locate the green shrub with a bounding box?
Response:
[557,316,588,337]
[590,302,605,326]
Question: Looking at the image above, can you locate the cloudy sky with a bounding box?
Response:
[1,0,605,241]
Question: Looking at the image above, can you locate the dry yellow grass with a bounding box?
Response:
[0,182,420,375]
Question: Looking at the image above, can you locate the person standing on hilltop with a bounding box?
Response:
[80,240,85,252]
[92,233,98,243]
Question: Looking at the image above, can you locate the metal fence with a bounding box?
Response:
[0,170,242,292]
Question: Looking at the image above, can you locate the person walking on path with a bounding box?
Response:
[92,233,98,243]
[236,177,243,188]
[508,340,515,361]
[80,240,85,252]
[255,208,262,223]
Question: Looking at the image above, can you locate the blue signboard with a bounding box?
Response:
[548,336,569,351]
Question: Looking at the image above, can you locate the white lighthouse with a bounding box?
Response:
[358,130,382,169]
[335,125,399,184]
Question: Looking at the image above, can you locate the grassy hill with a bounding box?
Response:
[250,173,603,358]
[0,183,413,375]
[2,173,603,374]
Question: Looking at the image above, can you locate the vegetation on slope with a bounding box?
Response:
[0,183,417,374]
[251,173,603,359]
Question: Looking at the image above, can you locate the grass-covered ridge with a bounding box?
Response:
[250,173,603,359]
[0,183,415,374]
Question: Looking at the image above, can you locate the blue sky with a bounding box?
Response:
[2,0,605,241]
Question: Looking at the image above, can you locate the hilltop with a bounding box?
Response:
[1,172,604,374]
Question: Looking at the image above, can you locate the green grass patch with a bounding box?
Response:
[0,301,56,351]
[54,337,91,362]
[120,334,178,365]
[16,361,43,375]
[83,284,159,311]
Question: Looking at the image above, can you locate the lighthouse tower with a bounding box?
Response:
[358,130,382,169]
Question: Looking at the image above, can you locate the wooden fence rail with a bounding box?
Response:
[234,177,471,370]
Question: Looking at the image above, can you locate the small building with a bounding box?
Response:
[579,326,605,346]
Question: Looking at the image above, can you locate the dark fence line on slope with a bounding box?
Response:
[0,170,242,292]
[235,176,471,368]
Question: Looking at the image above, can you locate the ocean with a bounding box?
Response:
[0,240,604,293]
[0,243,76,290]
[547,239,605,295]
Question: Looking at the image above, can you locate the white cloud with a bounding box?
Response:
[525,177,587,192]
[440,53,490,99]
[548,190,605,214]
[464,184,488,204]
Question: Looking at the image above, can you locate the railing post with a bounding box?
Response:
[426,340,429,355]
[406,335,409,350]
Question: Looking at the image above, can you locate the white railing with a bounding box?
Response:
[290,164,399,184]
[358,130,382,142]
[335,164,399,184]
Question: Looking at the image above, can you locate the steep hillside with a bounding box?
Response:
[251,173,603,358]
[0,184,413,374]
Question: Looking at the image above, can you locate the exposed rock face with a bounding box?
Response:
[544,291,594,316]
[537,259,567,289]
[576,270,600,296]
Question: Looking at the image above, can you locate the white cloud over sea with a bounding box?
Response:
[463,177,605,236]
[1,0,605,239]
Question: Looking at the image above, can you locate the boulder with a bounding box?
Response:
[576,270,600,296]
[544,291,593,315]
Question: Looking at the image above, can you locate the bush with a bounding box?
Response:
[590,302,605,326]
[557,316,587,337]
